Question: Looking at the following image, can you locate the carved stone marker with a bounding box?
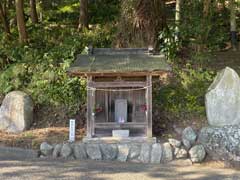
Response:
[115,99,127,123]
[206,67,240,126]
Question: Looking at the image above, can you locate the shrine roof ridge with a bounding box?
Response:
[68,48,172,75]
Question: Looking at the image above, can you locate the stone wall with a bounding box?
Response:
[39,127,206,164]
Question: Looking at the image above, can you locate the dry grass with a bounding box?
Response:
[0,127,85,150]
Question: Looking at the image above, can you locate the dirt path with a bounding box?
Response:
[0,147,239,180]
[1,159,239,180]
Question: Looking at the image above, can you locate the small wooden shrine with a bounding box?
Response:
[68,48,171,139]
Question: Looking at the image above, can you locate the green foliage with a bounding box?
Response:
[180,0,229,52]
[156,65,215,116]
[158,0,230,60]
[89,0,121,24]
[37,0,120,25]
[44,0,79,24]
[0,20,114,114]
[159,26,179,60]
[0,0,238,120]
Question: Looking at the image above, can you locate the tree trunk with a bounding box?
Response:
[0,2,11,35]
[30,0,38,23]
[175,0,181,41]
[222,0,226,10]
[15,0,28,43]
[153,0,167,49]
[198,0,211,52]
[229,0,237,51]
[78,0,88,30]
[134,0,167,49]
[114,0,167,49]
[203,0,211,17]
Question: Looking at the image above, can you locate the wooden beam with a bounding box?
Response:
[146,75,152,137]
[95,122,147,129]
[86,76,96,137]
[89,81,146,88]
[68,71,171,77]
[82,136,157,144]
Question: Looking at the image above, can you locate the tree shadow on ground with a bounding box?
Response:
[0,159,240,180]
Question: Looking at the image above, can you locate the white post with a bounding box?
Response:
[69,119,76,142]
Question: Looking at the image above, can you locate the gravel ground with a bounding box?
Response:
[0,147,240,180]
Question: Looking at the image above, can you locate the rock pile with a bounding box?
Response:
[199,125,240,161]
[170,126,206,163]
[39,127,206,164]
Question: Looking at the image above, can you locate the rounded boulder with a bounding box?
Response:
[0,91,33,133]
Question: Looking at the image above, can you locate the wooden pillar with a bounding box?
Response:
[132,90,136,122]
[109,91,112,122]
[146,75,152,137]
[91,87,96,136]
[105,91,109,122]
[87,76,95,137]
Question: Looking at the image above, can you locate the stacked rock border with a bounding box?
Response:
[40,126,207,164]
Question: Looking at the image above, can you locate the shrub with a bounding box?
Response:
[155,65,215,116]
[0,23,114,115]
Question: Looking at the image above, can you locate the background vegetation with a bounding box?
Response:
[0,0,239,131]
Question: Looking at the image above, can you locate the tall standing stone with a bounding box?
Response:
[206,67,240,126]
[0,91,33,133]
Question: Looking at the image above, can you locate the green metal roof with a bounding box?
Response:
[68,48,171,75]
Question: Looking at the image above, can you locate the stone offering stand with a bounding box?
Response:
[39,126,206,164]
